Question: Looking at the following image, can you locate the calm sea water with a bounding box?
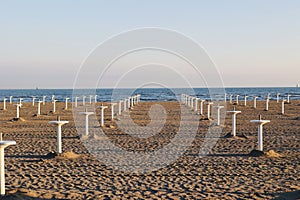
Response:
[0,88,299,102]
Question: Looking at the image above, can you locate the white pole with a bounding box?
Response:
[79,110,94,136]
[250,115,270,151]
[0,138,16,196]
[229,95,233,104]
[227,109,241,137]
[253,96,258,108]
[3,98,7,111]
[276,93,280,103]
[118,101,123,115]
[84,115,89,135]
[232,113,236,136]
[282,100,286,114]
[217,107,221,126]
[258,124,263,151]
[100,106,108,127]
[287,95,291,103]
[95,95,98,103]
[49,118,68,154]
[244,96,248,106]
[9,96,13,104]
[200,100,205,115]
[37,101,42,115]
[138,94,141,103]
[124,99,127,111]
[53,100,56,113]
[265,98,269,111]
[65,98,69,110]
[89,95,92,104]
[82,96,86,106]
[16,104,20,118]
[57,125,62,154]
[127,97,131,109]
[0,147,4,195]
[101,107,105,126]
[75,97,78,108]
[236,95,239,104]
[42,96,46,105]
[194,98,199,112]
[32,97,36,106]
[207,102,213,119]
[224,93,227,103]
[214,106,224,126]
[111,103,117,120]
[190,97,194,110]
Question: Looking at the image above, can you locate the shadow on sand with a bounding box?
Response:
[273,190,300,200]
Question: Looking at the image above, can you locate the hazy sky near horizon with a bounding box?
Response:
[0,1,300,89]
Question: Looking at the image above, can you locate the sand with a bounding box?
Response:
[0,100,299,199]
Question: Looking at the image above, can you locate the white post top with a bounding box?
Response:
[66,97,70,100]
[250,119,270,125]
[49,120,69,125]
[49,116,69,125]
[227,110,241,114]
[37,100,43,103]
[0,132,16,148]
[250,115,270,125]
[0,141,16,148]
[79,111,94,115]
[213,105,224,109]
[98,105,108,109]
[14,104,22,107]
[206,102,213,105]
[110,103,117,105]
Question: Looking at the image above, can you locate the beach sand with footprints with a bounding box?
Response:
[0,100,299,199]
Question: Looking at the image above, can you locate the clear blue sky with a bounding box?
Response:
[0,0,299,89]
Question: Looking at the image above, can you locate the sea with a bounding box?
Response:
[0,87,299,102]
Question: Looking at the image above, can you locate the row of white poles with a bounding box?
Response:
[80,94,141,135]
[227,93,291,109]
[0,94,142,196]
[226,93,290,114]
[182,94,226,125]
[182,94,272,153]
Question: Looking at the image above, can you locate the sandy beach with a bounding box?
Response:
[0,100,299,199]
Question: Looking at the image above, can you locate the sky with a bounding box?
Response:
[0,0,299,89]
